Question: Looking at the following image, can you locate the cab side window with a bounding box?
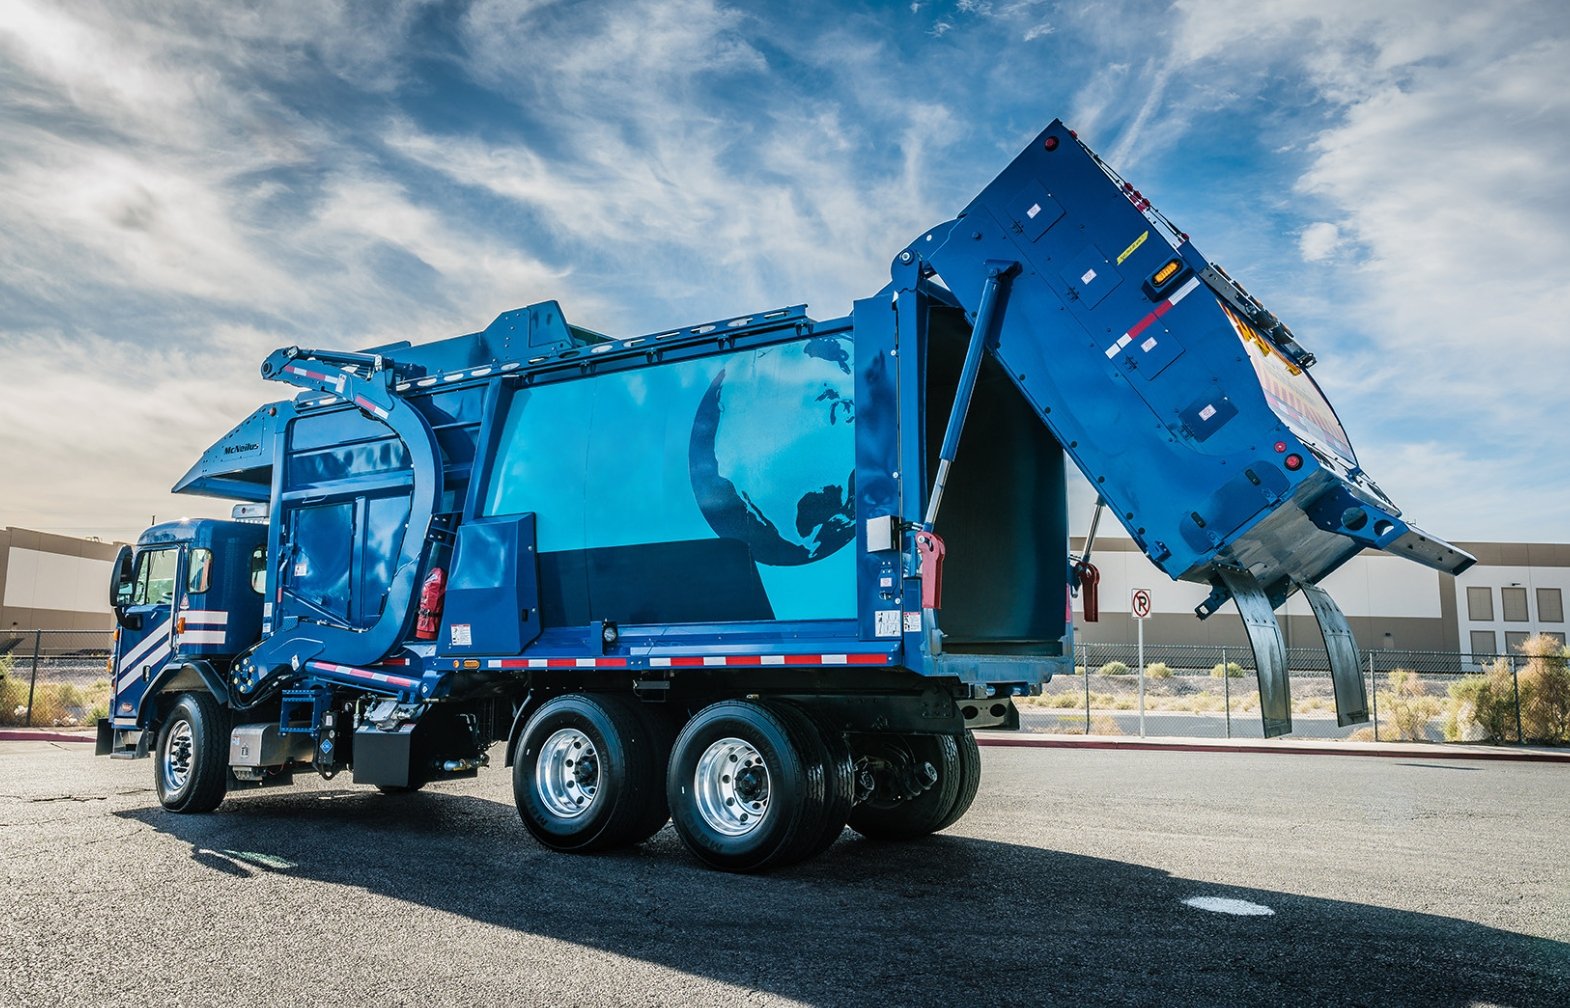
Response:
[250,545,268,594]
[187,548,212,594]
[132,549,179,606]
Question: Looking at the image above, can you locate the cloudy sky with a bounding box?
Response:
[1,0,1566,546]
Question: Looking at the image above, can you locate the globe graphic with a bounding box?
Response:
[688,335,856,566]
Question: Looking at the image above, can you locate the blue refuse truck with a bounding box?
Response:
[97,120,1473,871]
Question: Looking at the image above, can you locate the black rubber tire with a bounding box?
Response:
[154,692,231,814]
[791,704,856,856]
[845,729,978,840]
[624,703,677,845]
[931,728,981,833]
[513,693,665,853]
[666,700,830,872]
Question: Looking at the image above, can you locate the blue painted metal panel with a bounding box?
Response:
[440,513,541,656]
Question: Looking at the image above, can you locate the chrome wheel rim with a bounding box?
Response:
[161,719,194,794]
[694,736,770,837]
[535,728,599,819]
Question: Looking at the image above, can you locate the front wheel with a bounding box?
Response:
[155,692,231,813]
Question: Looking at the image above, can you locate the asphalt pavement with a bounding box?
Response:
[2,738,1566,1007]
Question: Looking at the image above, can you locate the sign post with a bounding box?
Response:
[1132,589,1152,737]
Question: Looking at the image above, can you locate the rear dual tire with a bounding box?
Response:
[665,700,854,873]
[513,693,673,853]
[845,729,981,840]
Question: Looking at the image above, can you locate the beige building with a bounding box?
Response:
[0,527,123,632]
[1073,537,1569,658]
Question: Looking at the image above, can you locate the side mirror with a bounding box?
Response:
[110,546,140,629]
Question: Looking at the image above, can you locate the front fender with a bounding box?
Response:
[136,659,230,726]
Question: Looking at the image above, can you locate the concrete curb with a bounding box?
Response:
[0,729,96,744]
[975,733,1570,763]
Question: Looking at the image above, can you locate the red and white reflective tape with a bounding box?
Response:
[1104,276,1201,359]
[485,657,630,670]
[352,394,389,420]
[284,364,333,383]
[284,364,349,397]
[307,660,419,689]
[649,653,888,668]
[479,654,890,670]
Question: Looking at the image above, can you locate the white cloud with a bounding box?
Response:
[1298,221,1341,262]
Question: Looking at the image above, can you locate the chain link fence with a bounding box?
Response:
[3,630,1566,745]
[1022,642,1570,745]
[0,629,115,727]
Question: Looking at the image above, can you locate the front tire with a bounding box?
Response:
[513,694,667,853]
[666,700,831,872]
[155,692,230,813]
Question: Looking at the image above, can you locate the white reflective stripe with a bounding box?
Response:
[760,655,786,666]
[182,610,228,625]
[702,656,726,666]
[650,658,673,668]
[119,621,171,672]
[575,658,596,668]
[1168,276,1200,305]
[179,630,227,645]
[116,644,170,692]
[821,654,849,665]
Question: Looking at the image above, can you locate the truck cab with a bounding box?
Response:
[100,519,267,757]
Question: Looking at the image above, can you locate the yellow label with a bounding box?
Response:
[1116,230,1149,265]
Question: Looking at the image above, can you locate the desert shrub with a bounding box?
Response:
[1378,669,1439,741]
[1145,662,1173,679]
[1088,714,1123,736]
[1444,663,1520,742]
[1047,692,1079,709]
[1517,634,1570,744]
[1098,661,1131,676]
[27,684,75,726]
[1346,727,1376,742]
[1210,661,1245,678]
[1049,716,1085,735]
[0,656,25,726]
[84,678,112,722]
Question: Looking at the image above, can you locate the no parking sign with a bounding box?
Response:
[1132,588,1152,620]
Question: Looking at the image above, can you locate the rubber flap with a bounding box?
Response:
[1297,581,1370,726]
[1215,567,1292,738]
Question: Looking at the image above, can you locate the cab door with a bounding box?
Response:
[110,546,181,727]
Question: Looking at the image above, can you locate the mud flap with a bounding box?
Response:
[1296,581,1370,726]
[1215,567,1292,738]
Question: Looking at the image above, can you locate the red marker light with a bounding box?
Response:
[1284,454,1304,471]
[1044,136,1059,151]
[1273,441,1287,453]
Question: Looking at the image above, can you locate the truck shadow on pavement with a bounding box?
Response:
[119,790,1567,1008]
